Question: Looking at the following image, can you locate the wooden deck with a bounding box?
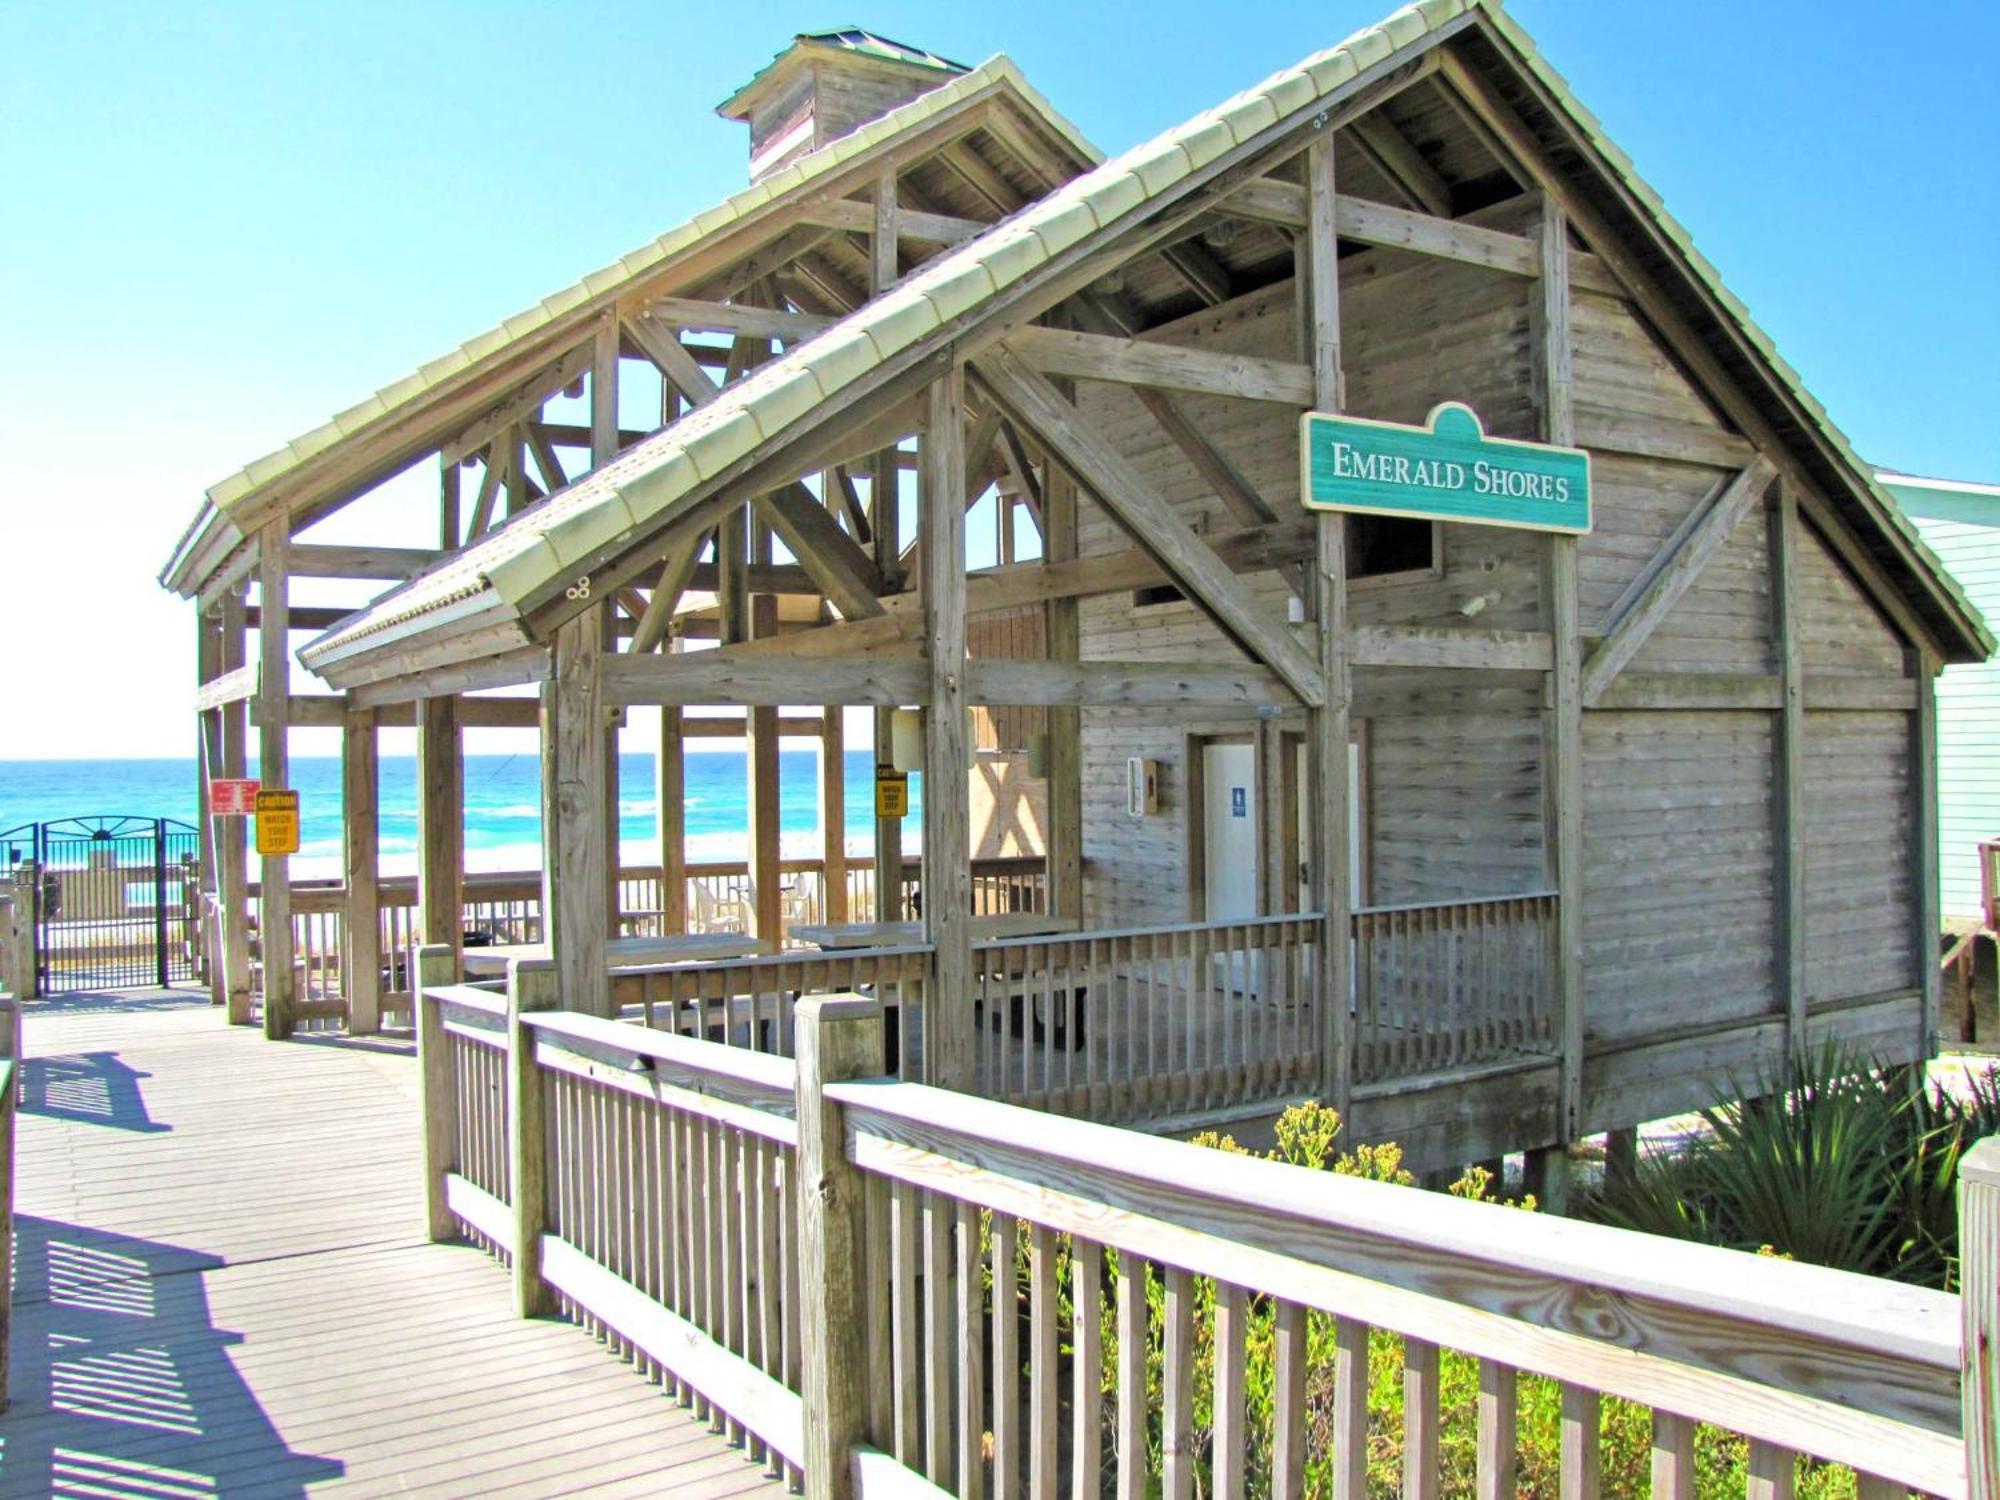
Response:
[0,988,788,1498]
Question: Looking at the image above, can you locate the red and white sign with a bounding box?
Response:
[210,778,261,816]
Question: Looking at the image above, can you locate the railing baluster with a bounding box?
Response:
[1213,1281,1248,1500]
[1162,1266,1196,1500]
[1478,1359,1517,1499]
[1404,1337,1441,1500]
[1273,1299,1308,1500]
[1116,1255,1148,1500]
[891,1181,922,1469]
[1029,1224,1060,1498]
[924,1191,955,1487]
[1072,1239,1103,1500]
[1335,1317,1370,1500]
[1559,1381,1599,1500]
[992,1214,1020,1500]
[956,1201,986,1500]
[1651,1411,1694,1500]
[1747,1440,1797,1500]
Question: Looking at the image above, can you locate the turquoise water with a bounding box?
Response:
[0,751,920,879]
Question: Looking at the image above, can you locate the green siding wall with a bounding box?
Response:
[1884,477,2000,920]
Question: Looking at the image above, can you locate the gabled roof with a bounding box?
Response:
[302,0,1991,681]
[159,52,1096,597]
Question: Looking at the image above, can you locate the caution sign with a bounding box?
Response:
[874,765,908,819]
[209,778,260,816]
[254,789,300,856]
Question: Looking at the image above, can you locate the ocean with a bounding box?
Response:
[0,751,921,880]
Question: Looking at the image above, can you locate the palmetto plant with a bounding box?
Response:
[1592,1042,1998,1290]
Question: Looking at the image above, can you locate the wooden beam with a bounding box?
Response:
[1043,468,1083,924]
[1007,325,1314,407]
[872,167,899,292]
[545,613,610,1016]
[243,605,356,634]
[342,704,381,1035]
[1351,114,1452,218]
[800,197,991,248]
[640,296,832,342]
[1131,388,1276,525]
[602,651,926,707]
[1581,458,1777,705]
[923,370,972,1089]
[624,312,721,405]
[285,544,441,581]
[416,694,463,980]
[1573,406,1756,471]
[256,523,294,1040]
[820,706,848,924]
[974,346,1324,708]
[631,532,711,655]
[1303,132,1352,1118]
[758,486,886,620]
[1349,625,1553,672]
[968,659,1298,708]
[1577,672,1916,713]
[1770,483,1805,1060]
[1534,198,1585,1142]
[195,663,258,714]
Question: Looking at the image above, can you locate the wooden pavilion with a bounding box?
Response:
[164,1,1990,1179]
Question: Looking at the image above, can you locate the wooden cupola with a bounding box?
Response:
[717,28,968,181]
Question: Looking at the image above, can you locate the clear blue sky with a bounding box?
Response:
[2,1,1996,759]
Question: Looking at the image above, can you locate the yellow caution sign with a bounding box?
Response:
[873,765,908,819]
[254,789,300,856]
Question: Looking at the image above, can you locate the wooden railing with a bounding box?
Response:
[240,855,1046,1027]
[0,994,18,1410]
[415,967,2000,1498]
[972,914,1322,1125]
[613,945,931,1080]
[1352,890,1559,1083]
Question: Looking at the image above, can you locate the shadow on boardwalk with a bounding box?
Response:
[21,1054,169,1134]
[0,1215,343,1498]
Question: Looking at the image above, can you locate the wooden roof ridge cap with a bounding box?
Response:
[167,57,1076,572]
[302,0,1487,659]
[830,1076,1963,1370]
[1463,1,1993,661]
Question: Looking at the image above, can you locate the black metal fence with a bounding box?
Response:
[0,817,201,992]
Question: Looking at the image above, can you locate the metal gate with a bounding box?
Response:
[0,817,201,992]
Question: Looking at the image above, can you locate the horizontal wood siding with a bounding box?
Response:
[1803,709,1915,1001]
[1369,704,1544,903]
[1909,513,2000,919]
[1581,710,1776,1043]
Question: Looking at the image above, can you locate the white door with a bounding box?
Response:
[1294,739,1365,909]
[1202,743,1259,922]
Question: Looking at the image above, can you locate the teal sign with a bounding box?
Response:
[1300,402,1591,534]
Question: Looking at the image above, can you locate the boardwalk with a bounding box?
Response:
[0,989,786,1498]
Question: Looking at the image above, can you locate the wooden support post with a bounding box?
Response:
[872,446,905,921]
[794,995,884,1500]
[822,706,849,923]
[343,702,382,1034]
[545,612,611,1016]
[415,943,458,1242]
[1915,653,1942,1057]
[748,594,783,946]
[440,453,461,550]
[657,704,687,934]
[1534,197,1585,1140]
[922,371,971,1089]
[1526,1144,1570,1217]
[507,957,559,1317]
[0,1046,14,1409]
[1770,483,1805,1060]
[1044,468,1083,922]
[195,609,222,1002]
[219,589,252,1024]
[1303,135,1353,1117]
[591,315,619,470]
[1964,1137,2000,1500]
[256,522,294,1040]
[416,694,464,975]
[1603,1128,1638,1196]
